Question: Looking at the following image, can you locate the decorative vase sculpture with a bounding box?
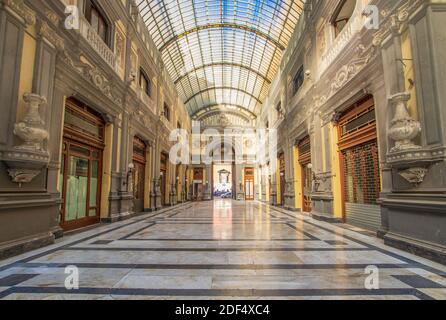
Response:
[388,92,421,153]
[14,93,49,152]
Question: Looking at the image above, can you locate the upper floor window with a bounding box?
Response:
[84,0,108,44]
[332,0,356,37]
[293,65,304,96]
[139,68,151,97]
[163,103,170,121]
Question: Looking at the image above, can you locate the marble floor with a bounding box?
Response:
[0,200,445,300]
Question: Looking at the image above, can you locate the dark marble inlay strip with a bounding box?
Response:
[324,240,348,246]
[18,262,414,270]
[61,247,372,252]
[286,223,319,241]
[0,204,189,272]
[0,286,435,300]
[154,222,290,225]
[267,205,446,277]
[122,238,313,241]
[91,240,114,245]
[0,274,39,286]
[118,223,157,241]
[392,275,446,289]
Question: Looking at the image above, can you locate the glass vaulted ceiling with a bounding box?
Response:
[136,0,305,117]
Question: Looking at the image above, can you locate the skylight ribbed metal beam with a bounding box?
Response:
[158,24,286,52]
[174,62,272,85]
[184,87,262,105]
[136,0,306,121]
[191,104,258,120]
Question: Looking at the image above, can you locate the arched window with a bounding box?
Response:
[332,0,356,37]
[84,0,109,44]
[139,68,151,97]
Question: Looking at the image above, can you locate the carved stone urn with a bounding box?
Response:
[14,93,49,152]
[3,93,50,186]
[388,92,421,153]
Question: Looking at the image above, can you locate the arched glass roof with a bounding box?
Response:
[136,0,305,117]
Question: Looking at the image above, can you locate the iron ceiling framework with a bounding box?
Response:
[136,0,305,119]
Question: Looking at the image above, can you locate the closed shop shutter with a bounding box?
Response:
[338,96,381,231]
[342,140,381,231]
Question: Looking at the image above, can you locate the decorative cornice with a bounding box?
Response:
[1,0,36,25]
[372,0,424,46]
[59,50,123,106]
[38,21,64,50]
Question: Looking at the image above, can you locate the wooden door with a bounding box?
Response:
[132,137,146,213]
[298,136,312,212]
[244,168,255,201]
[60,98,105,231]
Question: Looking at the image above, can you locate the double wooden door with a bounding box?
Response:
[298,136,312,213]
[244,168,255,201]
[60,140,103,230]
[60,98,105,230]
[133,137,146,213]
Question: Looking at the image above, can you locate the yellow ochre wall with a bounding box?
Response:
[329,123,343,219]
[276,158,281,205]
[293,146,303,210]
[16,25,37,121]
[101,123,114,218]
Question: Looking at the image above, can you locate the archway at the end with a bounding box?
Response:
[209,142,236,200]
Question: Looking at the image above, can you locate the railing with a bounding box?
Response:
[318,0,369,77]
[79,17,117,72]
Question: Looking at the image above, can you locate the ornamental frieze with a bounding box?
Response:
[1,0,36,25]
[372,0,424,46]
[59,50,123,106]
[38,21,64,50]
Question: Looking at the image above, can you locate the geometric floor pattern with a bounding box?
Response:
[0,200,445,300]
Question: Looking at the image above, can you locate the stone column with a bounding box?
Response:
[169,162,177,205]
[377,3,446,264]
[269,161,277,206]
[150,133,161,211]
[283,138,296,210]
[203,164,212,200]
[116,111,134,218]
[234,164,244,201]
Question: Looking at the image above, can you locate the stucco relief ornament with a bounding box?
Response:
[219,114,231,127]
[398,167,428,186]
[388,92,421,153]
[14,93,49,152]
[7,169,42,185]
